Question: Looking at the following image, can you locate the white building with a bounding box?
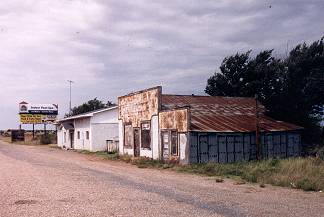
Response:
[56,107,119,152]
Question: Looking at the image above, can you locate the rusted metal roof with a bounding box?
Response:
[162,95,302,132]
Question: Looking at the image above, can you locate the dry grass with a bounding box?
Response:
[76,149,324,192]
[177,157,324,191]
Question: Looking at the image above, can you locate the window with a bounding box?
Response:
[77,131,80,139]
[86,131,89,140]
[171,131,178,156]
[141,122,151,149]
[64,132,66,143]
[124,124,133,147]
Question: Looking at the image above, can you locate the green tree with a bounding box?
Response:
[205,37,324,148]
[65,98,116,117]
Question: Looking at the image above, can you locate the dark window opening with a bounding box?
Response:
[77,131,80,139]
[86,131,89,140]
[141,122,151,149]
[171,131,178,156]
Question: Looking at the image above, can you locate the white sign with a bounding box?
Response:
[19,102,58,115]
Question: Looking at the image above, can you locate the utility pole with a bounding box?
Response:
[67,80,74,116]
[255,94,260,160]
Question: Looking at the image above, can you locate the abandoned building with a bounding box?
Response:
[118,86,302,164]
[56,106,119,152]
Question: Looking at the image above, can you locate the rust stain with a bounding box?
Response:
[159,108,188,133]
[119,87,161,127]
[162,94,302,133]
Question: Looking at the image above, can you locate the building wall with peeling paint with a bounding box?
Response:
[118,86,189,163]
[159,108,189,133]
[118,87,161,127]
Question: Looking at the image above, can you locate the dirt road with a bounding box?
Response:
[0,141,323,217]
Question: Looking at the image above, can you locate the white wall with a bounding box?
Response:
[90,108,119,152]
[118,120,124,155]
[57,127,73,149]
[179,133,188,164]
[152,115,159,160]
[91,123,118,151]
[119,115,160,159]
[74,118,91,150]
[91,109,118,124]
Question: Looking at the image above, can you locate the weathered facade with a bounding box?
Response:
[57,107,119,152]
[118,86,302,164]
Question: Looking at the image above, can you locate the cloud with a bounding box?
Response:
[0,0,323,129]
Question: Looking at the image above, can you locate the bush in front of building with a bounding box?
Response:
[40,134,53,144]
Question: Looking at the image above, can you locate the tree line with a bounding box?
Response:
[206,37,324,150]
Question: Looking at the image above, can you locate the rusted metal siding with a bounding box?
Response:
[162,95,302,133]
[118,86,161,127]
[159,108,189,133]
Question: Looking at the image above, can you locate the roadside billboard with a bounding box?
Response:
[19,114,57,124]
[19,102,58,124]
[19,102,58,115]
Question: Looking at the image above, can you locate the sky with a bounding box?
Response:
[0,0,323,129]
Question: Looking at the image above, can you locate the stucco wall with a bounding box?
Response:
[91,108,118,124]
[91,123,118,151]
[74,118,91,150]
[118,86,161,128]
[152,115,159,159]
[57,123,73,149]
[118,87,162,157]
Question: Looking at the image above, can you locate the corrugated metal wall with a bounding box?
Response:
[189,131,301,164]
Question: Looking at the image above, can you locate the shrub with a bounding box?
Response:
[316,146,324,161]
[40,134,52,144]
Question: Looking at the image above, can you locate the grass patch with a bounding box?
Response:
[78,150,119,160]
[131,157,175,169]
[48,144,60,149]
[75,149,323,192]
[177,157,324,191]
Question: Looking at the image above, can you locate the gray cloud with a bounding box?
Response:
[0,0,323,129]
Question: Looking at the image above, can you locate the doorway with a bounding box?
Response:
[134,128,140,157]
[69,130,74,149]
[161,131,170,160]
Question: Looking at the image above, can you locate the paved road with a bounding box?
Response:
[0,141,323,217]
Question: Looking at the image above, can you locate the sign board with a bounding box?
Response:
[19,102,58,115]
[19,102,58,124]
[20,114,57,124]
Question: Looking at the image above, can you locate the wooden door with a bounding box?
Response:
[134,128,140,157]
[199,135,208,163]
[70,130,74,149]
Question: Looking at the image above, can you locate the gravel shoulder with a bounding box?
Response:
[0,141,323,217]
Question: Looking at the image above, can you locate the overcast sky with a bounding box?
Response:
[0,0,323,129]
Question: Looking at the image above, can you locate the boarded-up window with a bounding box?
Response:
[141,122,151,149]
[124,124,133,147]
[171,131,178,155]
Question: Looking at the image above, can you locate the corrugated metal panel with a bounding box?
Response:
[190,132,301,164]
[162,95,302,133]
